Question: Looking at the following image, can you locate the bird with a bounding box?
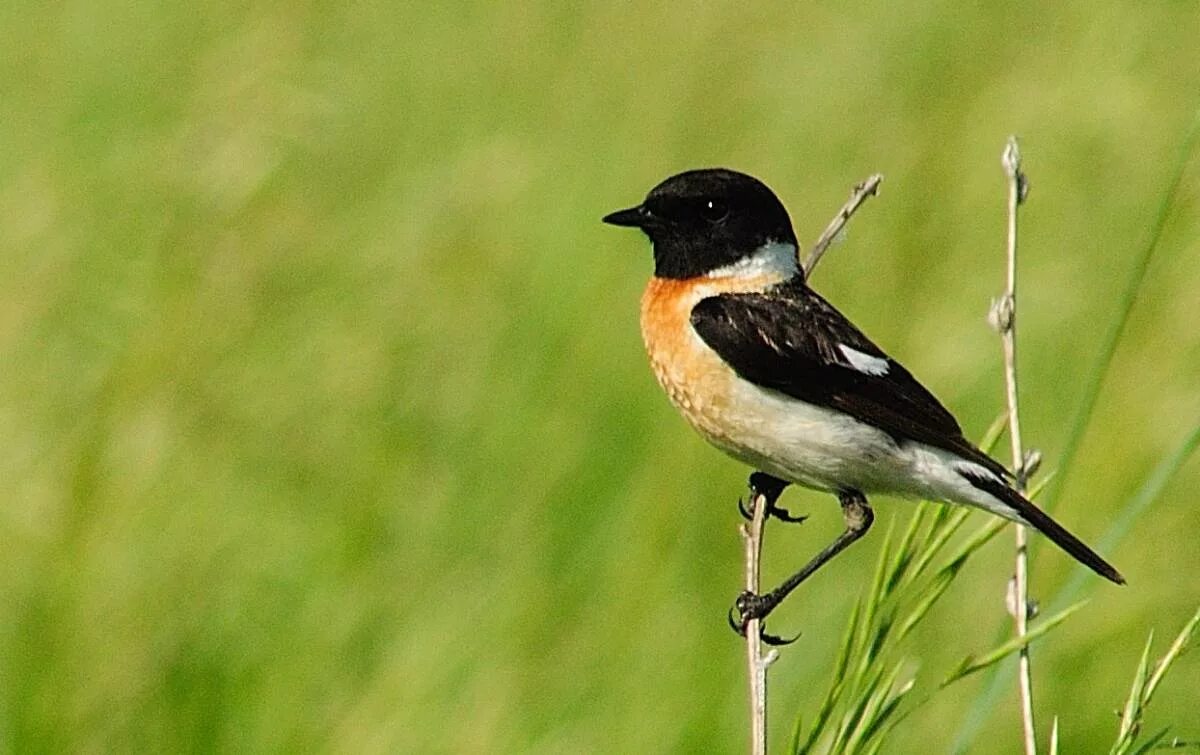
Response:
[602,168,1124,640]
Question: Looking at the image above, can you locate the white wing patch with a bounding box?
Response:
[838,344,890,376]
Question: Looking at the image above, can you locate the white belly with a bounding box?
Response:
[704,378,898,491]
[694,377,1012,518]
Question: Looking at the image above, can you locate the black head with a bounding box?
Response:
[603,168,798,279]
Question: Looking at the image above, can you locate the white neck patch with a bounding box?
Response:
[706,240,799,281]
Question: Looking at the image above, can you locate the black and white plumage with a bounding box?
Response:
[604,168,1124,613]
[690,277,1121,584]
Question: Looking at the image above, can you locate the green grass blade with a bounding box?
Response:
[1128,728,1172,755]
[885,504,929,595]
[862,610,895,671]
[1112,632,1156,754]
[942,600,1088,687]
[1060,421,1200,611]
[1026,470,1055,501]
[795,600,863,754]
[830,661,888,754]
[843,660,906,753]
[904,508,972,587]
[979,411,1009,455]
[858,675,916,750]
[832,600,864,692]
[859,517,897,648]
[895,568,956,645]
[1045,107,1200,513]
[1145,605,1200,701]
[938,518,1007,574]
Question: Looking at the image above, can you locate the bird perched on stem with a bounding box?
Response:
[603,168,1124,641]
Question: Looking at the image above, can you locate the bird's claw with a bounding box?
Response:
[738,497,753,520]
[770,506,808,524]
[737,497,807,524]
[727,593,799,646]
[760,627,799,646]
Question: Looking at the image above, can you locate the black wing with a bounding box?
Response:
[690,282,1008,478]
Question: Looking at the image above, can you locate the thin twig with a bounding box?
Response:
[804,174,884,276]
[741,173,882,753]
[740,486,777,755]
[991,135,1037,755]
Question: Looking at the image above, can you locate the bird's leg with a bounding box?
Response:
[738,472,806,523]
[731,490,874,638]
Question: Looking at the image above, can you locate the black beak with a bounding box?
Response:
[602,205,647,228]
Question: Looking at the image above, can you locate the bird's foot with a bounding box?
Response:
[727,591,798,646]
[771,505,808,523]
[739,472,806,524]
[738,496,807,524]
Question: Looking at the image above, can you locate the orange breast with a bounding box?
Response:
[639,273,783,445]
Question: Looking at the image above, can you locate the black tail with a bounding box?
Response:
[960,471,1125,585]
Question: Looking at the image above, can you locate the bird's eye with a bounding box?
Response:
[700,198,729,223]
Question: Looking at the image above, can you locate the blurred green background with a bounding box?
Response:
[3,0,1199,752]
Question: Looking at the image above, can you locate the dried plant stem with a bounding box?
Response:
[804,174,883,276]
[993,136,1037,755]
[740,485,777,755]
